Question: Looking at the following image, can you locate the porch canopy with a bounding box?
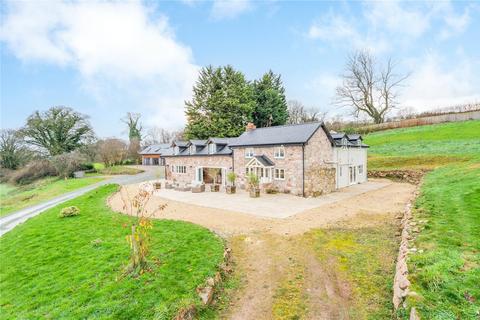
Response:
[245,155,275,183]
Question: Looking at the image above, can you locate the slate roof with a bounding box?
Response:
[189,140,207,146]
[329,132,369,148]
[208,137,236,145]
[139,144,172,155]
[172,140,189,148]
[229,122,331,147]
[254,155,275,167]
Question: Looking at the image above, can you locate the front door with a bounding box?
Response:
[196,167,203,182]
[349,166,357,184]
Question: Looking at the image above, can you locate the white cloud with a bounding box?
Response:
[307,10,390,53]
[1,0,198,130]
[307,0,474,53]
[403,52,480,110]
[210,0,251,20]
[364,1,431,39]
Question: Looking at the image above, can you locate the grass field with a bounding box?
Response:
[0,176,104,217]
[93,163,144,175]
[405,163,480,319]
[365,120,480,318]
[364,120,480,170]
[0,185,224,319]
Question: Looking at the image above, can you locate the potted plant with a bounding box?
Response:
[210,184,220,192]
[247,173,260,198]
[226,172,237,194]
[153,168,162,189]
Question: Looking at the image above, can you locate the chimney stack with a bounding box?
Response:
[246,122,256,132]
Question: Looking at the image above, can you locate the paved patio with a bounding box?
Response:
[152,180,391,218]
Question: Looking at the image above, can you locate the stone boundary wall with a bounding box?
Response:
[393,184,422,320]
[175,246,232,320]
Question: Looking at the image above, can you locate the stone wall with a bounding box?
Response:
[232,145,304,195]
[303,126,336,196]
[393,185,422,320]
[164,155,233,184]
[304,165,336,196]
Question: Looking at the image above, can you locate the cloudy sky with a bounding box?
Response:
[1,0,479,138]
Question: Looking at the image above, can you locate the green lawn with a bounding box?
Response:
[0,184,225,319]
[93,162,144,175]
[363,120,480,318]
[404,163,480,319]
[0,176,105,217]
[364,120,480,170]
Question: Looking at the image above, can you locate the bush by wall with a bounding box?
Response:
[10,160,57,185]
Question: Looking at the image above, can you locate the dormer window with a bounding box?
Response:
[274,146,285,159]
[208,143,216,154]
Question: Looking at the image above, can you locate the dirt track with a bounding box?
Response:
[108,179,416,319]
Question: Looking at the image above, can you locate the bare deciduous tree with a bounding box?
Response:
[335,50,409,124]
[98,138,127,167]
[143,127,175,145]
[287,100,327,124]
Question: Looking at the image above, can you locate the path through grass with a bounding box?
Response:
[0,184,225,319]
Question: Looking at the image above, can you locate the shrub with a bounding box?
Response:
[0,168,14,183]
[78,163,94,171]
[246,173,259,188]
[265,187,278,194]
[51,153,84,179]
[10,160,57,185]
[59,206,80,218]
[227,172,236,185]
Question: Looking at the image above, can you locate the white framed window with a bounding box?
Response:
[274,168,285,180]
[245,148,254,158]
[208,143,215,154]
[274,146,285,159]
[358,165,363,174]
[174,165,187,174]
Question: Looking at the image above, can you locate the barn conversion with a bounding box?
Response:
[139,122,368,197]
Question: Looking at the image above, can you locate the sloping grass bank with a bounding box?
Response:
[0,185,224,319]
[0,176,104,217]
[364,120,480,170]
[405,163,480,319]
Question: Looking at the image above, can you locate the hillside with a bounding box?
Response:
[364,121,480,319]
[364,120,480,170]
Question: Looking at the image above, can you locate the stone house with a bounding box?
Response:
[142,122,368,197]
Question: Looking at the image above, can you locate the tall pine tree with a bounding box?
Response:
[184,66,254,139]
[252,71,288,127]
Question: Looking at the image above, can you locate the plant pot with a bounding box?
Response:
[210,184,220,192]
[226,185,236,194]
[249,188,260,198]
[192,184,205,193]
[154,182,162,189]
